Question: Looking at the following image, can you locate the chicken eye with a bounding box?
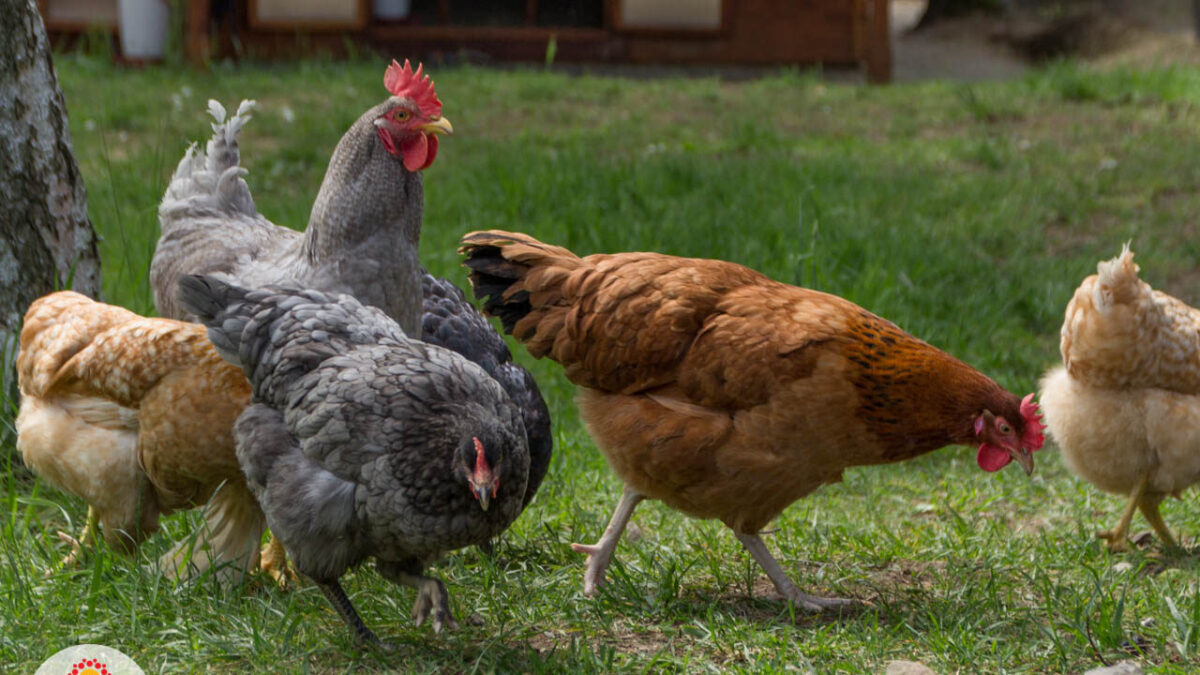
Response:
[998,422,1012,434]
[393,110,411,121]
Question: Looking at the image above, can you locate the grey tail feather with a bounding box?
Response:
[160,99,259,223]
[204,99,256,182]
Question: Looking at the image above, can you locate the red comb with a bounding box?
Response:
[1019,393,1045,451]
[384,59,442,118]
[473,436,489,475]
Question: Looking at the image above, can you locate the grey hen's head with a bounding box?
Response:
[176,274,408,403]
[447,415,524,513]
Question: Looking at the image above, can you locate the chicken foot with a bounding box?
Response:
[377,562,458,634]
[258,534,298,588]
[317,579,384,647]
[570,485,645,596]
[1097,473,1149,553]
[48,506,98,575]
[1136,493,1179,549]
[735,532,855,612]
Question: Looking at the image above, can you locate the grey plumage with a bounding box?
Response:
[154,97,425,336]
[178,275,529,643]
[421,272,552,509]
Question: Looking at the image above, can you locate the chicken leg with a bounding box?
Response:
[570,485,645,596]
[377,561,458,634]
[1096,473,1148,553]
[735,532,854,612]
[317,579,383,647]
[1137,493,1180,549]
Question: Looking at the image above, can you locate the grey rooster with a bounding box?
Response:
[177,275,530,644]
[152,59,452,337]
[151,59,553,567]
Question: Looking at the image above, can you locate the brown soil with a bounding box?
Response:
[892,0,1200,82]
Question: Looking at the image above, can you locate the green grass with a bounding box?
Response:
[3,55,1200,672]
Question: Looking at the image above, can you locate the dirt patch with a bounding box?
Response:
[859,559,949,600]
[525,622,677,659]
[892,0,1200,83]
[524,618,753,667]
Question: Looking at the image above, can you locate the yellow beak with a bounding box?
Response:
[419,116,453,136]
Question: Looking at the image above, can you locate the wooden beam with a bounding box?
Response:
[864,0,891,83]
[186,0,211,67]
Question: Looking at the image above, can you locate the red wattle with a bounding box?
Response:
[976,443,1012,472]
[399,132,429,172]
[420,134,439,170]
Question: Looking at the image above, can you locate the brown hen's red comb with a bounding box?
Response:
[384,59,442,118]
[1020,393,1045,451]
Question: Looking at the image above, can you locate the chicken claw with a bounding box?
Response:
[571,486,645,596]
[1096,529,1133,553]
[410,576,458,634]
[736,532,856,613]
[46,507,98,575]
[52,530,85,571]
[258,535,298,589]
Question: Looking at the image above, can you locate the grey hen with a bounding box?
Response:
[421,271,552,511]
[177,275,529,645]
[152,60,452,337]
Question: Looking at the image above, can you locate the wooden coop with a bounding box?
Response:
[40,0,893,82]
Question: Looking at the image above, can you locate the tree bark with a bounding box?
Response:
[0,0,102,338]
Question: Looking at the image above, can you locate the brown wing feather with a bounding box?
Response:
[19,291,252,512]
[18,292,141,398]
[465,230,795,397]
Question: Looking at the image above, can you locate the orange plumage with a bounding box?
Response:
[1040,245,1200,551]
[15,291,285,581]
[461,230,1043,611]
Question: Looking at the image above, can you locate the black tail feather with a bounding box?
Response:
[462,246,534,336]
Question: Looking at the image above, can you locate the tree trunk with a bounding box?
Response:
[0,0,101,442]
[0,0,102,338]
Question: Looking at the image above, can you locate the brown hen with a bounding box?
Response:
[461,230,1044,611]
[15,291,285,582]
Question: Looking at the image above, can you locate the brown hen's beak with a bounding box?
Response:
[418,116,453,136]
[1012,447,1035,476]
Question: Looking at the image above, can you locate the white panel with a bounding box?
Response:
[254,0,361,23]
[620,0,722,30]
